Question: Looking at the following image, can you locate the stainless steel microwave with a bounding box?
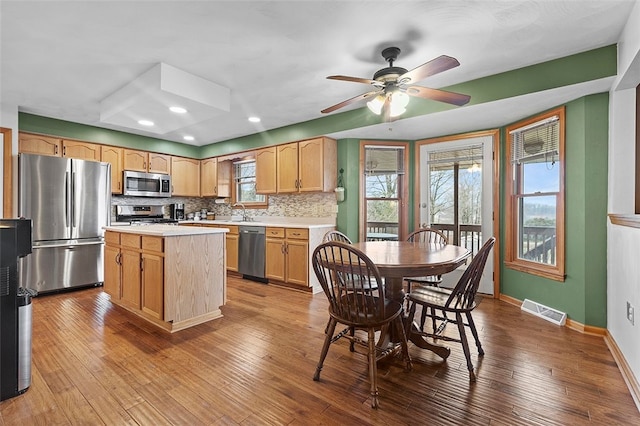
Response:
[123,170,171,197]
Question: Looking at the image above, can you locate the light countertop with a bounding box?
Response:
[104,224,228,237]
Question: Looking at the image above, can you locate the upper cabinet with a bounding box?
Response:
[19,133,101,161]
[276,137,336,193]
[171,156,200,197]
[61,139,101,161]
[101,146,123,194]
[19,133,62,156]
[123,149,171,174]
[255,146,277,194]
[200,158,232,198]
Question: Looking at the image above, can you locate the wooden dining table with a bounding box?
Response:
[351,240,471,359]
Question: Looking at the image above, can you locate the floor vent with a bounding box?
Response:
[521,299,567,326]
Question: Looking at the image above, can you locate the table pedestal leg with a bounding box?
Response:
[384,277,451,360]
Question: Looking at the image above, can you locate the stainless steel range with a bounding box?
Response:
[116,205,178,225]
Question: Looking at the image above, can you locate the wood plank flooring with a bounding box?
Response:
[1,276,638,425]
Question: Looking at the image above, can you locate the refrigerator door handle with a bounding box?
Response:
[71,171,76,229]
[65,171,70,228]
[32,240,104,249]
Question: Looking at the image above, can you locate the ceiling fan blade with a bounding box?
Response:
[321,90,382,114]
[327,75,382,86]
[399,55,461,84]
[406,86,471,106]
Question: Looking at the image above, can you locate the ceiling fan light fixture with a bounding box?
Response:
[367,94,386,115]
[389,91,410,117]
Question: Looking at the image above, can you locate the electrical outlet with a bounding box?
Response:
[627,302,635,325]
[331,205,339,214]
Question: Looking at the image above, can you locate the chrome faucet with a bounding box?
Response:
[232,202,249,222]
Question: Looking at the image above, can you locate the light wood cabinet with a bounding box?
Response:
[120,233,142,310]
[101,146,123,194]
[103,232,121,299]
[19,132,62,156]
[200,158,232,198]
[172,156,200,196]
[104,229,226,333]
[284,229,309,286]
[123,150,171,174]
[277,143,299,193]
[123,149,147,172]
[223,225,239,272]
[141,236,164,320]
[276,137,337,193]
[265,227,309,288]
[149,153,171,174]
[255,146,277,194]
[62,140,101,161]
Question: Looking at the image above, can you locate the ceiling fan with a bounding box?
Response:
[321,47,471,120]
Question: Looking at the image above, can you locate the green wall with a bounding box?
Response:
[500,93,609,327]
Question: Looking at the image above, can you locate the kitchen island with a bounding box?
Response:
[103,224,228,332]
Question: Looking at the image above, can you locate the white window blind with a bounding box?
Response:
[364,146,405,175]
[510,115,560,164]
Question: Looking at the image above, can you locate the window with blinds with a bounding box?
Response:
[510,115,560,164]
[505,107,565,281]
[362,144,407,241]
[364,146,405,175]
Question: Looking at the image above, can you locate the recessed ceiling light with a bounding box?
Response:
[248,116,261,123]
[183,135,195,141]
[138,119,154,126]
[169,106,187,114]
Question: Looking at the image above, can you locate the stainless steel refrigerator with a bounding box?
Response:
[18,153,111,293]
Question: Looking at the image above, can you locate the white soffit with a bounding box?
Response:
[99,63,230,135]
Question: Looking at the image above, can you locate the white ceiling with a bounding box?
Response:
[0,1,635,146]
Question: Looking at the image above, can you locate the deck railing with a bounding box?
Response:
[365,221,555,265]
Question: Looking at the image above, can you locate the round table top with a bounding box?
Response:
[350,240,471,278]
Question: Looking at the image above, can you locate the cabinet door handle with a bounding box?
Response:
[115,253,121,265]
[143,161,147,170]
[298,179,301,189]
[63,146,66,156]
[55,145,58,155]
[140,258,144,271]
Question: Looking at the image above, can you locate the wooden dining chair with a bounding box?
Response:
[406,237,495,382]
[404,228,449,292]
[312,241,411,408]
[322,230,353,244]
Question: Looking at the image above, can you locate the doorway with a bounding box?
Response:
[417,133,495,295]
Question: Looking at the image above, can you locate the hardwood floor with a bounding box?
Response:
[1,276,638,425]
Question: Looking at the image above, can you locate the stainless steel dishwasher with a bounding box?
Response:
[238,226,266,282]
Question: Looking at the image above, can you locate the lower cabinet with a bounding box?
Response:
[104,232,164,315]
[225,226,239,272]
[265,227,309,288]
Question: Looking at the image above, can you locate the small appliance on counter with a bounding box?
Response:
[0,218,35,401]
[116,205,179,225]
[170,203,185,220]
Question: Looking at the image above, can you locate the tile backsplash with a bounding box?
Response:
[111,192,338,220]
